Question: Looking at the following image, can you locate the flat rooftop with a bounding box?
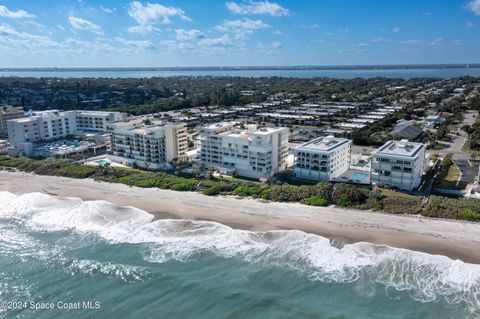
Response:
[373,140,425,157]
[10,117,33,123]
[296,136,351,152]
[204,121,238,130]
[220,126,285,138]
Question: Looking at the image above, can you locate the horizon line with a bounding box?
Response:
[1,63,480,71]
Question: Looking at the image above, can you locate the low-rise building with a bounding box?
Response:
[0,106,25,137]
[294,136,352,182]
[200,122,289,179]
[109,120,188,170]
[6,110,126,156]
[371,140,427,191]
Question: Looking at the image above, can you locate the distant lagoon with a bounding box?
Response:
[1,67,480,79]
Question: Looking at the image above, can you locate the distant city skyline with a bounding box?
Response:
[0,0,479,67]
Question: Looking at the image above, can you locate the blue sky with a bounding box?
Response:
[0,0,479,67]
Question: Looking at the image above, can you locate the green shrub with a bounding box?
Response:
[457,209,480,221]
[172,182,196,191]
[56,165,98,178]
[202,181,237,196]
[381,196,422,214]
[332,184,366,206]
[302,195,328,206]
[424,196,480,219]
[233,184,265,197]
[363,197,383,210]
[336,194,352,207]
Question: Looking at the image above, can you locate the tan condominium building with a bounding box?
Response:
[200,122,289,179]
[109,120,188,170]
[0,106,25,137]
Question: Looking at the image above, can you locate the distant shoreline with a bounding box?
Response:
[1,64,480,72]
[1,171,480,264]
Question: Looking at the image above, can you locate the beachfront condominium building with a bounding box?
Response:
[294,136,352,182]
[371,140,427,191]
[199,122,289,179]
[108,120,188,170]
[6,110,126,156]
[0,106,25,137]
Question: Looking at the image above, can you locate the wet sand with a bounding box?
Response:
[1,171,479,263]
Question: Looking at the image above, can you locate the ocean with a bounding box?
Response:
[0,191,479,319]
[1,68,480,79]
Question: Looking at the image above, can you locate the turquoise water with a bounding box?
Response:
[95,159,110,165]
[350,172,370,182]
[0,191,479,319]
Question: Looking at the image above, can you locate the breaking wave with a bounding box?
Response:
[1,191,479,315]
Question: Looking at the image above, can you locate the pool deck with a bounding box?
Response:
[84,155,128,168]
[333,168,371,185]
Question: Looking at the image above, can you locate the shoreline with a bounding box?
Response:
[1,171,480,264]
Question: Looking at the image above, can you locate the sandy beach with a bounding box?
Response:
[1,170,479,264]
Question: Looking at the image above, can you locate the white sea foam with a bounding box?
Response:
[1,191,479,314]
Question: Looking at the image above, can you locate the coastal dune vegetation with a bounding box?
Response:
[1,155,478,221]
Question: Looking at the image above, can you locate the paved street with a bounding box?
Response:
[436,110,478,160]
[433,111,479,187]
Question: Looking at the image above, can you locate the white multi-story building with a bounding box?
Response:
[371,140,427,191]
[108,120,188,170]
[6,110,126,156]
[0,106,25,137]
[294,136,352,182]
[200,122,289,179]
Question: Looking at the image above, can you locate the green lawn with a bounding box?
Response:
[436,163,462,190]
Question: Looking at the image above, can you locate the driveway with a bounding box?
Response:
[453,159,479,187]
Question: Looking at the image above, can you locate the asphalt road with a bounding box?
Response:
[454,158,479,187]
[437,110,478,160]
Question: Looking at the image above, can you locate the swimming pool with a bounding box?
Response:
[96,159,110,165]
[350,171,369,181]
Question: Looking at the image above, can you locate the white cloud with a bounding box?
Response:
[217,18,270,39]
[198,35,232,47]
[0,5,35,19]
[271,41,282,49]
[114,36,155,49]
[68,16,103,35]
[400,39,422,45]
[427,37,444,46]
[57,24,66,32]
[370,37,392,43]
[300,23,320,29]
[465,0,480,15]
[128,1,190,25]
[161,40,195,52]
[218,18,270,30]
[225,1,290,16]
[352,42,368,49]
[392,27,400,33]
[0,23,60,49]
[466,21,475,28]
[175,29,203,41]
[100,6,116,14]
[128,24,161,35]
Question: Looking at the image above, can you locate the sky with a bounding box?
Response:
[0,0,479,67]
